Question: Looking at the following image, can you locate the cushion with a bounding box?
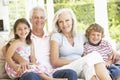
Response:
[0,36,9,79]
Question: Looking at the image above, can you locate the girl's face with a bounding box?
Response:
[58,12,73,34]
[15,23,30,39]
[88,31,102,44]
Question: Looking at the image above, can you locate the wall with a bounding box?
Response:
[0,0,10,37]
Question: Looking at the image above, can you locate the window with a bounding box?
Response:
[8,0,26,30]
[107,0,120,43]
[53,0,94,33]
[8,0,120,43]
[0,20,4,31]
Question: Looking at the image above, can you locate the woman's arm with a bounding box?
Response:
[50,40,72,67]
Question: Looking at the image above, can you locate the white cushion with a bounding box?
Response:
[0,36,9,79]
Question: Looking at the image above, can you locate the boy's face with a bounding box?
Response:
[88,31,102,44]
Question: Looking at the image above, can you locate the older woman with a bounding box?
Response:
[50,8,112,80]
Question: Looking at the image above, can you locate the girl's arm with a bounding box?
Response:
[2,45,7,57]
[5,40,20,72]
[50,40,73,67]
[29,41,36,64]
[3,43,29,71]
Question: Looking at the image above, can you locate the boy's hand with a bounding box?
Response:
[106,61,112,68]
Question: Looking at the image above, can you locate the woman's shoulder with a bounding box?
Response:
[51,32,63,38]
[74,32,87,43]
[75,32,86,39]
[52,32,62,36]
[51,32,63,43]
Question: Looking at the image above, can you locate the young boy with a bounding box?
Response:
[83,23,120,80]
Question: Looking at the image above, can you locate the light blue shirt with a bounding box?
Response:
[51,32,87,60]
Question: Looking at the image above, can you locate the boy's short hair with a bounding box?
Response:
[85,23,104,38]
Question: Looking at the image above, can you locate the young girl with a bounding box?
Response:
[83,23,120,80]
[5,18,67,80]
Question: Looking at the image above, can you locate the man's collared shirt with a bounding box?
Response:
[31,32,52,69]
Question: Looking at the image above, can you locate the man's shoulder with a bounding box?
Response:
[45,31,51,36]
[31,32,50,39]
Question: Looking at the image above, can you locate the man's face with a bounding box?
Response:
[30,9,46,30]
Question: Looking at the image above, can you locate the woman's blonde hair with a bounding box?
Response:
[52,8,77,37]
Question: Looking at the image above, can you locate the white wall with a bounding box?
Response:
[0,0,10,37]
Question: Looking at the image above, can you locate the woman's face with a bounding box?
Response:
[57,12,73,34]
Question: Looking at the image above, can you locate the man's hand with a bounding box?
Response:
[19,59,29,71]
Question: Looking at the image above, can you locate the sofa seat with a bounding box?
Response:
[0,36,120,80]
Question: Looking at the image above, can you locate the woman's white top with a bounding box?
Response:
[51,32,87,60]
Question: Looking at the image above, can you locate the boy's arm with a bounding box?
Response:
[111,50,120,63]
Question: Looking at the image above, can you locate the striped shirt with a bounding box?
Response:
[84,40,113,62]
